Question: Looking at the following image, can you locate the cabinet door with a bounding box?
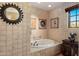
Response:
[62,44,72,56]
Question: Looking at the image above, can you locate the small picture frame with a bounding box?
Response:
[50,17,59,28]
[31,18,37,29]
[39,19,47,29]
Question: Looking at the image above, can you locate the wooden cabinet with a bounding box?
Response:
[61,40,78,56]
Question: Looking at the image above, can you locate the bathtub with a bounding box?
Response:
[31,39,61,55]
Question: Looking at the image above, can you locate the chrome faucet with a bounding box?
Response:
[33,41,38,46]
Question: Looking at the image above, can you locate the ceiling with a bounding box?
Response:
[29,2,78,11]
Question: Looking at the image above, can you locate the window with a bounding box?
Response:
[69,9,79,28]
[65,4,79,28]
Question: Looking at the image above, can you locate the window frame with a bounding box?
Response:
[68,8,79,28]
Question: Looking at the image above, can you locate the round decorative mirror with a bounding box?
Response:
[0,3,23,24]
[40,20,46,27]
[5,7,19,20]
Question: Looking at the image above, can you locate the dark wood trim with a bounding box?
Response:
[68,11,70,28]
[65,4,79,12]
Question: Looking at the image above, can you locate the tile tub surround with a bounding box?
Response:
[0,3,31,56]
[30,39,61,56]
[30,44,61,56]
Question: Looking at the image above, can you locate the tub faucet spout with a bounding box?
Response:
[33,41,38,46]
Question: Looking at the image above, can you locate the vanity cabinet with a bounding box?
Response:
[61,39,78,56]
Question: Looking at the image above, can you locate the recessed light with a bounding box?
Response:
[48,5,52,7]
[37,2,40,4]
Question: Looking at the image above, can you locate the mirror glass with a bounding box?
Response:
[5,7,19,20]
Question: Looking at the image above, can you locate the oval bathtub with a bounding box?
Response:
[31,39,61,54]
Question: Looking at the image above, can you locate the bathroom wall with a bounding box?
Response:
[30,6,49,39]
[0,3,31,55]
[48,2,79,42]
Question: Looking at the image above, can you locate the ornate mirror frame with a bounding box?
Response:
[39,19,47,29]
[0,3,23,25]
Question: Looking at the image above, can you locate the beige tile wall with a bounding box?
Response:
[48,2,79,42]
[0,3,31,56]
[0,2,78,56]
[30,6,49,39]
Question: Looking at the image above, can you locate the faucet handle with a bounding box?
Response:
[35,41,37,43]
[36,43,38,46]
